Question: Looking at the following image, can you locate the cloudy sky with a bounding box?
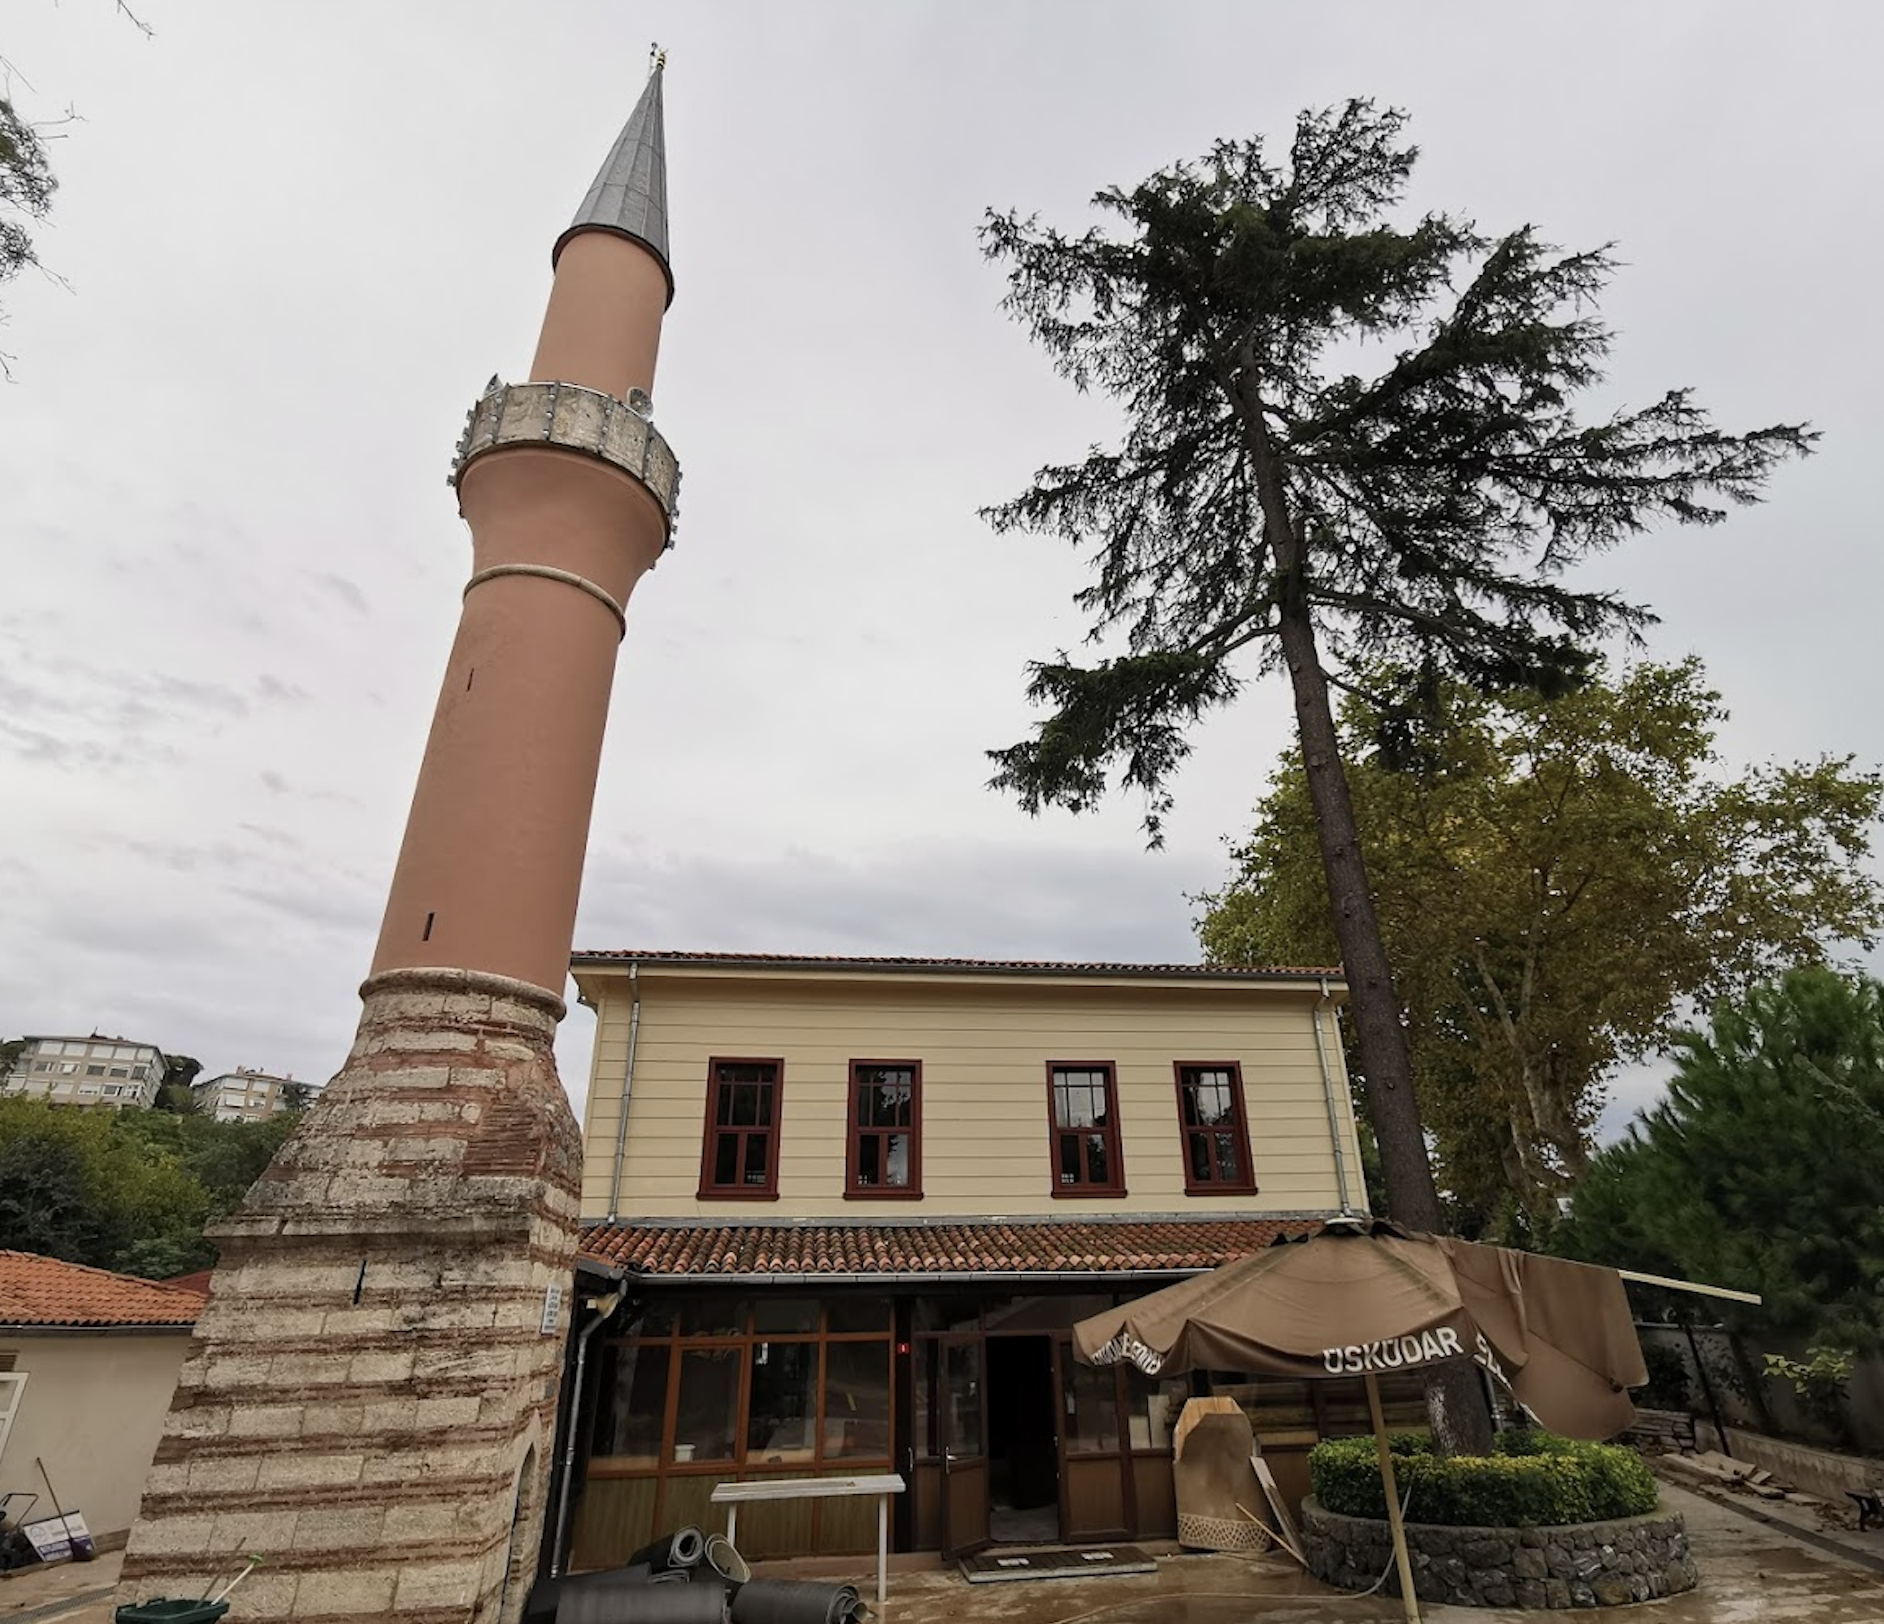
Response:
[4,2,1878,1133]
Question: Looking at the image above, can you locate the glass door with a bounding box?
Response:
[938,1338,990,1559]
[1052,1339,1132,1542]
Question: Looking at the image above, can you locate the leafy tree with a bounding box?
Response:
[1557,968,1884,1352]
[1198,660,1883,1232]
[980,101,1815,1244]
[0,94,56,374]
[0,1096,292,1278]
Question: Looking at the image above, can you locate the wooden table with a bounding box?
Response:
[710,1473,907,1605]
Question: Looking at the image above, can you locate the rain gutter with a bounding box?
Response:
[600,1267,1207,1288]
[605,962,640,1223]
[1313,977,1357,1215]
[549,1286,627,1578]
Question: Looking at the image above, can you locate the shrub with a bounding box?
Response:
[1308,1432,1658,1527]
[1636,1341,1692,1412]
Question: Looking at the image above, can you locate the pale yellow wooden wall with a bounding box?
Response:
[576,969,1365,1221]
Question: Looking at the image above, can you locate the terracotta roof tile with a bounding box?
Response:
[0,1251,207,1329]
[579,1218,1317,1279]
[570,950,1340,981]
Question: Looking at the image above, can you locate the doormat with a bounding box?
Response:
[960,1545,1157,1583]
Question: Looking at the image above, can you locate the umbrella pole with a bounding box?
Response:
[1364,1372,1421,1624]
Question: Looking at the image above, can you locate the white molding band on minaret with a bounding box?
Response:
[450,378,682,546]
[463,564,628,638]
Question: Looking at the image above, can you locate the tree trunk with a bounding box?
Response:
[1241,396,1495,1454]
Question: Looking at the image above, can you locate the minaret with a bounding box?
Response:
[118,63,682,1624]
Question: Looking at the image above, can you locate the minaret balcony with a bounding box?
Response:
[450,378,681,546]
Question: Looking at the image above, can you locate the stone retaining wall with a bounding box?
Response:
[1301,1498,1697,1609]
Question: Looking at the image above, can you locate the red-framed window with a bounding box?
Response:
[1045,1062,1126,1197]
[845,1060,922,1199]
[1173,1062,1257,1195]
[698,1058,784,1199]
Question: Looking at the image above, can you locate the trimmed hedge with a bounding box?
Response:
[1308,1431,1658,1528]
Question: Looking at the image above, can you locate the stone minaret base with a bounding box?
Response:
[118,970,583,1624]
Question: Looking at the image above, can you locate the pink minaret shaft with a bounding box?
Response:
[373,62,680,995]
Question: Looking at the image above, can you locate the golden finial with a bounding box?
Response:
[650,42,667,72]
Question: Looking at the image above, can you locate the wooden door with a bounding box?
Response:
[938,1338,990,1560]
[1053,1340,1131,1542]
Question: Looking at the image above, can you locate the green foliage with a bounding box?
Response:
[1764,1346,1856,1443]
[0,1097,297,1279]
[1197,660,1883,1233]
[1309,1432,1658,1527]
[1556,968,1884,1350]
[1636,1343,1692,1413]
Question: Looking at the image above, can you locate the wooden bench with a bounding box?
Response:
[710,1474,906,1605]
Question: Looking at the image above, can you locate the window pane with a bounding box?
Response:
[1084,1133,1109,1185]
[594,1342,670,1464]
[914,1339,938,1456]
[673,1346,742,1463]
[713,1133,739,1187]
[856,1135,882,1186]
[1062,1360,1120,1455]
[824,1340,892,1459]
[1124,1369,1191,1453]
[742,1134,770,1185]
[680,1297,744,1336]
[1213,1131,1241,1182]
[1187,1132,1213,1184]
[752,1298,820,1335]
[747,1340,819,1463]
[942,1341,981,1454]
[1057,1134,1082,1185]
[881,1133,910,1187]
[826,1297,890,1334]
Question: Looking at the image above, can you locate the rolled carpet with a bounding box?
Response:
[729,1579,866,1624]
[558,1577,730,1624]
[630,1527,708,1574]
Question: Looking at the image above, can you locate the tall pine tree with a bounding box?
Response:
[982,101,1814,1238]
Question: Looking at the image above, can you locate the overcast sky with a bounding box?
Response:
[4,2,1879,1135]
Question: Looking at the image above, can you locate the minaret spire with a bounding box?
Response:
[553,51,672,305]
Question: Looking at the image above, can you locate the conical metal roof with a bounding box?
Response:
[552,61,673,306]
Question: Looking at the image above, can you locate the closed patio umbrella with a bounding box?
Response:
[1072,1219,1648,1624]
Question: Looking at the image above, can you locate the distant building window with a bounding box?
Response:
[85,1065,106,1076]
[698,1059,783,1200]
[845,1062,921,1199]
[31,1062,50,1073]
[57,1063,77,1075]
[108,1068,128,1078]
[78,1085,101,1096]
[1174,1063,1258,1195]
[1046,1063,1126,1197]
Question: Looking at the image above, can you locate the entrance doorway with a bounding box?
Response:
[986,1336,1059,1544]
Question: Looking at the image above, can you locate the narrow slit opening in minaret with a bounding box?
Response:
[466,667,475,691]
[353,1259,368,1304]
[423,911,436,941]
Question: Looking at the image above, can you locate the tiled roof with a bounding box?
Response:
[571,950,1339,981]
[0,1251,207,1329]
[579,1218,1318,1280]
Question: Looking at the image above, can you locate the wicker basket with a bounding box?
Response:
[1177,1511,1273,1553]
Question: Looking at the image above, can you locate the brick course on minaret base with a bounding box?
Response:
[118,970,582,1623]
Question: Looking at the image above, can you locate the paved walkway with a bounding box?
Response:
[5,1485,1881,1621]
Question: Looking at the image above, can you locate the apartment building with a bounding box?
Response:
[3,1036,166,1109]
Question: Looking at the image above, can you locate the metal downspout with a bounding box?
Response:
[550,1288,626,1578]
[606,962,640,1224]
[1313,976,1357,1215]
